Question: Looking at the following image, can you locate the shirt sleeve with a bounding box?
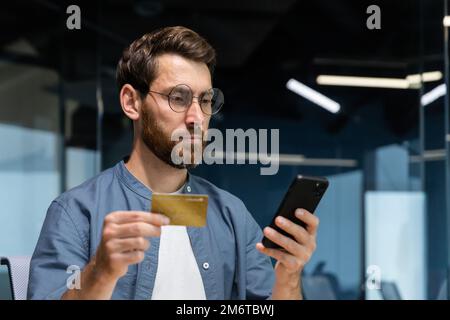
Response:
[244,209,275,299]
[27,200,90,300]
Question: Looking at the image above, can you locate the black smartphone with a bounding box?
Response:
[262,175,329,249]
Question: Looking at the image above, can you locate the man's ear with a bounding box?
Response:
[120,84,142,121]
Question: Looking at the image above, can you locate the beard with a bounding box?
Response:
[141,106,206,169]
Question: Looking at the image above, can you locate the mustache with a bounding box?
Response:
[172,126,206,142]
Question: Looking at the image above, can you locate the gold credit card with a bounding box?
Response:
[151,193,208,227]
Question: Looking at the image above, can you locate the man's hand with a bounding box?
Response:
[95,211,170,280]
[256,208,319,300]
[62,211,169,299]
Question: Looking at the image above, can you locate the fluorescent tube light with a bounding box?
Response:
[317,75,410,89]
[444,16,450,27]
[317,71,442,89]
[406,71,442,85]
[286,78,341,113]
[421,83,446,106]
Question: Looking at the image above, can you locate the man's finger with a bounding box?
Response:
[114,222,162,238]
[108,237,150,253]
[294,209,319,235]
[117,250,146,265]
[263,227,303,257]
[106,211,170,226]
[256,243,300,269]
[274,216,310,245]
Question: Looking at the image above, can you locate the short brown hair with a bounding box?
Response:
[116,26,216,95]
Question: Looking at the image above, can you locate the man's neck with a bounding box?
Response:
[125,139,188,194]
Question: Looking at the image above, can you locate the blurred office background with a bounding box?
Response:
[1,0,450,300]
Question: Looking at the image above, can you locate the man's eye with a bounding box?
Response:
[171,95,185,102]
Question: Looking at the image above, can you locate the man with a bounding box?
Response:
[28,26,319,300]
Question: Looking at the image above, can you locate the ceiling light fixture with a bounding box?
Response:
[286,78,341,113]
[316,71,442,89]
[443,16,450,27]
[421,83,446,107]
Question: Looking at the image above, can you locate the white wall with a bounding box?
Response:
[365,191,426,300]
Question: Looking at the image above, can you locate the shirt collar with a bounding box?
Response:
[115,157,195,200]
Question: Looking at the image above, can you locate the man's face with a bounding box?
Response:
[140,53,212,169]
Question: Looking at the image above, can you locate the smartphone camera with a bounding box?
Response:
[315,182,324,197]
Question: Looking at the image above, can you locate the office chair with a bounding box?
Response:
[302,274,338,300]
[0,256,31,300]
[380,281,402,300]
[436,279,447,300]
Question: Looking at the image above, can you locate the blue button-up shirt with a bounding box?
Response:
[28,160,275,299]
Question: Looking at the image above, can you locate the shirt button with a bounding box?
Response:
[187,185,191,192]
[202,262,209,270]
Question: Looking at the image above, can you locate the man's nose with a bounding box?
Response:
[185,98,205,125]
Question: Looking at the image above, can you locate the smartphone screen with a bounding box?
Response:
[262,175,329,249]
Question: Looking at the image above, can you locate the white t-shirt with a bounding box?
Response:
[150,185,206,300]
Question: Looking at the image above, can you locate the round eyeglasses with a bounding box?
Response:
[147,84,224,115]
